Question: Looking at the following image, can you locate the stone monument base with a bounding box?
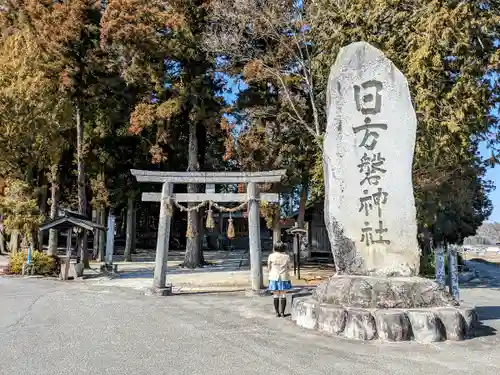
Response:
[291,275,477,342]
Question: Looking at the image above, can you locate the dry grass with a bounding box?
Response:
[466,251,500,266]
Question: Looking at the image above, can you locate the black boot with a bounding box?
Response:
[279,297,287,317]
[273,297,280,317]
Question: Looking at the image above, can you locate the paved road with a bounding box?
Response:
[1,276,500,375]
[465,260,500,281]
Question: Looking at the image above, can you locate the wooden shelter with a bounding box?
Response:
[39,210,106,280]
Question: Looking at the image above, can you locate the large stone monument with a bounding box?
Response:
[291,42,477,342]
[323,42,419,277]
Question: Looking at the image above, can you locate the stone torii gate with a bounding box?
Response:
[131,169,287,296]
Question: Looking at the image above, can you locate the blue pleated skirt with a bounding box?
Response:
[268,280,293,291]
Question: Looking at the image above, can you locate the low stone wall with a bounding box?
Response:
[291,298,477,342]
[290,275,478,342]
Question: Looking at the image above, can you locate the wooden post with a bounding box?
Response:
[98,209,106,262]
[124,196,134,261]
[219,211,224,247]
[64,228,71,281]
[149,182,173,296]
[248,182,263,290]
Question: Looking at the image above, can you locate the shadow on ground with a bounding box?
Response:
[473,321,498,338]
[469,306,499,338]
[475,305,500,321]
[170,289,247,296]
[80,265,252,280]
[114,265,254,279]
[468,258,500,267]
[458,258,500,290]
[461,276,500,290]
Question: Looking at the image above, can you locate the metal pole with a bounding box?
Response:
[248,182,263,290]
[150,182,173,295]
[296,234,301,280]
[293,243,297,277]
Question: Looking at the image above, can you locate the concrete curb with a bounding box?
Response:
[458,271,479,283]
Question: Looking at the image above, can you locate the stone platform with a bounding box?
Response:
[291,275,477,342]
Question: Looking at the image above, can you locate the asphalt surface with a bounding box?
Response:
[1,271,500,375]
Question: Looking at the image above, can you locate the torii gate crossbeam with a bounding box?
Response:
[131,169,287,296]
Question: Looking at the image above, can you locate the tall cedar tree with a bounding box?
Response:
[1,1,127,264]
[232,82,316,239]
[0,3,73,252]
[206,0,499,248]
[35,0,104,267]
[306,0,499,246]
[101,0,233,268]
[204,0,318,231]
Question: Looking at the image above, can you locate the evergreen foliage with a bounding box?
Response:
[0,0,497,263]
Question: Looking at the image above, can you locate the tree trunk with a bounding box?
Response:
[47,165,60,256]
[120,210,126,237]
[0,215,5,254]
[0,228,5,255]
[98,208,106,262]
[75,101,89,268]
[9,230,19,253]
[30,231,38,250]
[297,185,307,228]
[92,208,99,259]
[123,195,134,262]
[131,207,137,254]
[183,121,204,268]
[272,212,281,245]
[37,185,48,250]
[421,226,433,258]
[297,184,309,257]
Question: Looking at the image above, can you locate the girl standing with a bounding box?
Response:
[267,242,292,317]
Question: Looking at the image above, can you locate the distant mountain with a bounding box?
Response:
[464,222,500,245]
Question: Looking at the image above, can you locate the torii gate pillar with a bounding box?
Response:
[131,169,286,296]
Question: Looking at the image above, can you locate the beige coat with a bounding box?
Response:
[267,252,291,281]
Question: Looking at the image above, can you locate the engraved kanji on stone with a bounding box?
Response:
[358,190,374,216]
[360,220,391,246]
[358,152,387,186]
[373,220,391,245]
[372,187,388,217]
[353,118,388,150]
[354,80,383,115]
[358,188,388,217]
[360,221,373,246]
